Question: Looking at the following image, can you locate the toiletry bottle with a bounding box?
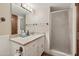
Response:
[27,30,29,36]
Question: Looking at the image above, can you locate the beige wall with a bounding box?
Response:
[0,4,11,35]
[26,6,49,24]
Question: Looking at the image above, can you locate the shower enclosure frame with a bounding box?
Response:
[49,5,75,55]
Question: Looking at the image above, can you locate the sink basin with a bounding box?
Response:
[20,34,27,38]
[20,32,29,38]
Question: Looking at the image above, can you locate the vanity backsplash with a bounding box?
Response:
[26,23,49,34]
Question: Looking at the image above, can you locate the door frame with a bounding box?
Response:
[75,3,79,55]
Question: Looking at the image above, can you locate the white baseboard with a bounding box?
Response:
[49,49,72,56]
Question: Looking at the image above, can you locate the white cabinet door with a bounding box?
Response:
[25,41,37,56]
[37,37,44,56]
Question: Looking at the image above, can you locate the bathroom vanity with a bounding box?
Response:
[10,34,45,56]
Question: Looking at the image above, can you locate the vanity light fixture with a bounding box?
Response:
[21,3,33,12]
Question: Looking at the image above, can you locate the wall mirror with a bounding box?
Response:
[11,3,29,36]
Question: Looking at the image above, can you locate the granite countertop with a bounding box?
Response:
[10,34,45,46]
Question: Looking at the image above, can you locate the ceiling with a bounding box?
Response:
[31,3,72,8]
[11,3,72,16]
